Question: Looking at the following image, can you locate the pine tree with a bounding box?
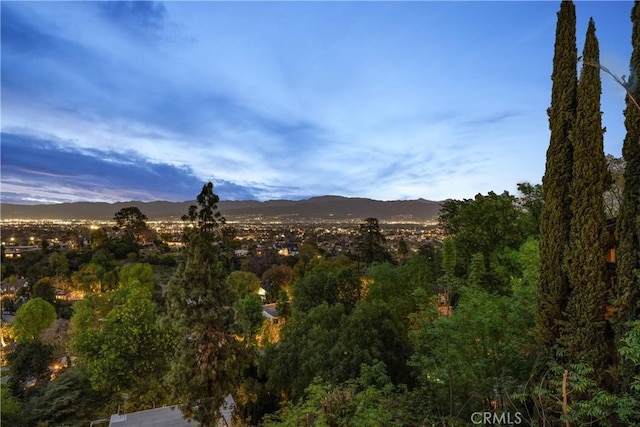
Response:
[563,18,609,376]
[355,217,391,266]
[537,0,577,355]
[165,182,243,426]
[613,0,640,390]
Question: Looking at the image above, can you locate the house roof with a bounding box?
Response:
[108,406,196,427]
[1,313,15,324]
[107,395,235,427]
[262,303,278,319]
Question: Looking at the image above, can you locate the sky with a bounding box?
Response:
[0,1,634,204]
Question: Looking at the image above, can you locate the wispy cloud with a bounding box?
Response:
[1,133,203,203]
[0,1,631,204]
[98,1,167,36]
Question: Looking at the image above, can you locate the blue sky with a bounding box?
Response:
[1,1,633,204]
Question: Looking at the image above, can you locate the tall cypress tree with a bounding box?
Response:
[537,0,577,356]
[563,18,609,376]
[614,0,640,334]
[613,0,640,390]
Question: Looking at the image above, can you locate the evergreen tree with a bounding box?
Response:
[355,218,391,267]
[537,0,577,356]
[165,182,244,426]
[563,18,609,377]
[613,0,640,392]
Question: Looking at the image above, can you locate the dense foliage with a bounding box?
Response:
[562,18,609,379]
[614,0,640,396]
[164,182,246,426]
[537,0,576,359]
[13,298,57,342]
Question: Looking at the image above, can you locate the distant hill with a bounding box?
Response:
[0,196,442,222]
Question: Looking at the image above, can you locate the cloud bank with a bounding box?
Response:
[1,1,630,204]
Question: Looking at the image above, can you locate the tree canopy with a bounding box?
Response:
[165,182,245,425]
[113,206,149,241]
[13,297,57,342]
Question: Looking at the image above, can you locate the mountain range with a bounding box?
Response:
[1,196,442,222]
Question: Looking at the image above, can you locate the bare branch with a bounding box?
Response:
[583,60,640,114]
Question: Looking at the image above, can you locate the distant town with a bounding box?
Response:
[1,216,443,261]
[0,195,444,261]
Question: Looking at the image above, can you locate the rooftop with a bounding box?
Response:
[109,406,195,427]
[107,395,235,427]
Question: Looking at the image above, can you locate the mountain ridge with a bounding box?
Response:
[0,196,442,222]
